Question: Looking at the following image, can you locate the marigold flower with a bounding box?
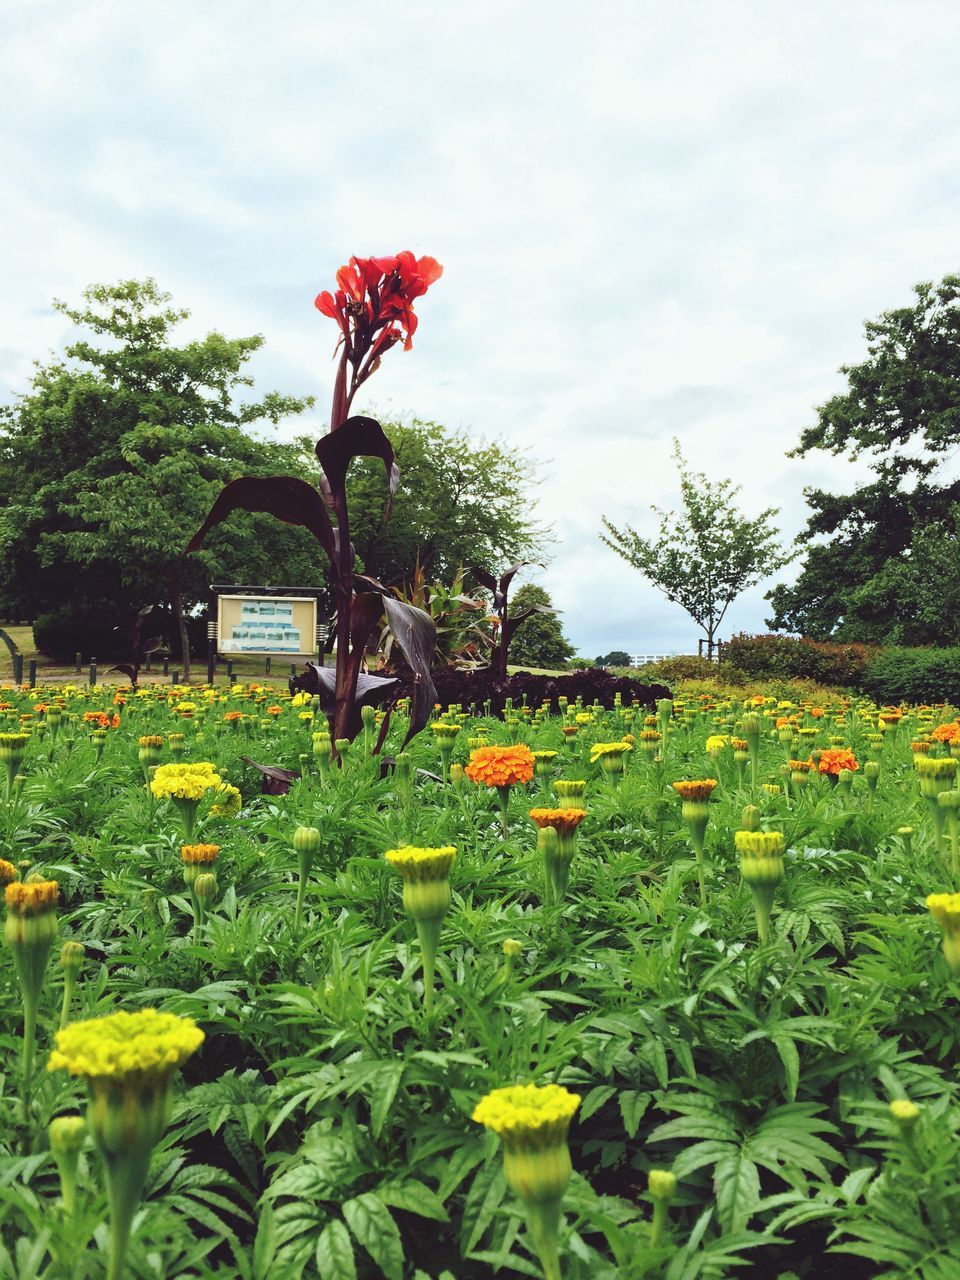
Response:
[528,808,587,835]
[589,741,633,764]
[149,762,222,802]
[385,846,456,1010]
[472,1083,580,1151]
[384,845,456,882]
[0,859,16,886]
[705,734,729,754]
[180,844,220,865]
[49,1009,204,1083]
[671,779,718,802]
[817,748,858,775]
[137,735,164,748]
[531,750,559,762]
[465,744,535,788]
[5,879,58,915]
[209,784,242,818]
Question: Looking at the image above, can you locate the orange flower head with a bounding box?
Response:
[817,749,858,775]
[932,722,960,744]
[180,844,220,865]
[6,879,58,916]
[672,780,718,802]
[528,808,587,835]
[465,744,535,788]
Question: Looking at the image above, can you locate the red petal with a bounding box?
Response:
[314,291,338,317]
[416,256,443,287]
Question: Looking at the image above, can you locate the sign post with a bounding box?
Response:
[206,585,330,683]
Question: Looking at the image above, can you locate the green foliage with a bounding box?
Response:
[861,647,960,706]
[596,651,631,668]
[602,440,792,648]
[768,273,960,644]
[2,685,960,1276]
[0,279,317,636]
[342,419,551,586]
[721,634,874,688]
[507,584,575,670]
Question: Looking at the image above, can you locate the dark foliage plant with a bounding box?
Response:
[186,255,444,750]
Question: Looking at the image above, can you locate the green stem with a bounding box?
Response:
[650,1198,668,1248]
[59,971,76,1030]
[527,1198,562,1280]
[415,917,443,1012]
[103,1148,152,1280]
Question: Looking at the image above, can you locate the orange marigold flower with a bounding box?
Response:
[5,880,58,915]
[266,705,283,717]
[465,744,535,788]
[932,722,960,744]
[817,748,858,775]
[180,844,220,864]
[223,711,245,722]
[528,807,587,834]
[672,779,718,802]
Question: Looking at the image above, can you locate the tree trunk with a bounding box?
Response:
[169,569,191,683]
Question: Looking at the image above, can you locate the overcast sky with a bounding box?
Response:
[3,1,958,658]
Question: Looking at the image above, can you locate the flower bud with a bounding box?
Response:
[194,872,218,902]
[293,826,322,857]
[503,938,523,959]
[60,940,85,974]
[741,805,761,832]
[648,1168,677,1203]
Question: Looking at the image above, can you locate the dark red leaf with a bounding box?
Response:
[382,595,437,746]
[316,415,399,520]
[184,475,337,565]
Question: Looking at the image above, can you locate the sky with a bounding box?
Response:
[2,0,959,658]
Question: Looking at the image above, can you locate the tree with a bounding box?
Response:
[339,418,551,584]
[595,650,631,667]
[0,280,317,676]
[601,441,792,654]
[766,274,960,643]
[507,583,575,669]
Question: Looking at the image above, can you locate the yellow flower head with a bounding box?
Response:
[180,844,220,865]
[890,1099,920,1125]
[0,859,16,886]
[5,879,58,916]
[927,892,960,933]
[48,1009,204,1083]
[734,830,785,857]
[916,757,957,780]
[589,741,633,763]
[137,735,165,748]
[209,784,242,818]
[531,750,559,762]
[472,1083,580,1151]
[705,735,730,755]
[384,845,456,882]
[431,721,461,740]
[149,762,222,802]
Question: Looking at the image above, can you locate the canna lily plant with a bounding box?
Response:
[184,253,443,753]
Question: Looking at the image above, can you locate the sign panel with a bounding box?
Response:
[216,595,318,657]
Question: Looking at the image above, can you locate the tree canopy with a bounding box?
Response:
[0,280,319,668]
[340,418,551,585]
[507,583,575,670]
[766,273,960,643]
[601,441,792,652]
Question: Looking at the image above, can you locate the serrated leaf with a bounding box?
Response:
[773,1036,800,1103]
[342,1193,403,1280]
[376,1179,449,1221]
[618,1090,651,1139]
[713,1150,760,1232]
[316,1219,356,1280]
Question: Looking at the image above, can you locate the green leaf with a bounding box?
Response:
[713,1150,760,1232]
[368,1061,405,1139]
[252,1202,277,1280]
[773,1036,800,1103]
[618,1090,651,1139]
[342,1193,404,1280]
[376,1179,449,1221]
[315,1219,356,1280]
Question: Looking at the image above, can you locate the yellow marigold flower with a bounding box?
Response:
[574,712,593,725]
[48,1009,204,1082]
[916,756,957,779]
[384,845,456,882]
[431,721,461,739]
[927,892,960,932]
[762,782,781,795]
[465,745,535,788]
[788,759,813,773]
[0,859,16,886]
[180,844,220,865]
[531,749,559,762]
[137,735,164,748]
[672,779,718,802]
[5,880,58,915]
[209,784,242,818]
[472,1083,580,1150]
[639,729,661,743]
[705,734,729,754]
[149,762,222,802]
[528,808,587,835]
[0,731,30,748]
[589,741,633,763]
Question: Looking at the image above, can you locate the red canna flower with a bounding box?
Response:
[315,251,443,428]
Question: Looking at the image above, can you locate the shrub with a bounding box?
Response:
[722,633,873,688]
[861,647,960,706]
[33,606,128,662]
[636,654,721,684]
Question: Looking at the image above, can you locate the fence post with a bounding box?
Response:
[162,658,169,677]
[28,660,37,688]
[75,651,82,674]
[290,664,297,679]
[172,670,180,684]
[265,656,271,675]
[13,653,23,684]
[226,660,234,683]
[89,659,97,687]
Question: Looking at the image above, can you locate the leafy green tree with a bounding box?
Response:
[601,441,792,654]
[507,583,575,670]
[0,280,316,676]
[341,419,551,584]
[767,273,960,643]
[595,650,631,667]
